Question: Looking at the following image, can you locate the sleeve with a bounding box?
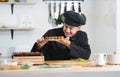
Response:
[31,30,52,52]
[68,32,91,59]
[31,42,39,52]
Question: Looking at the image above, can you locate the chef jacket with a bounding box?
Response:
[31,27,91,60]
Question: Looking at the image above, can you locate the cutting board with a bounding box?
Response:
[13,56,45,65]
[45,60,95,66]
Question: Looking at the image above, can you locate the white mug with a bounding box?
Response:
[94,53,107,66]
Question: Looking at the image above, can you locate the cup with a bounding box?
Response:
[94,53,107,66]
[0,59,18,66]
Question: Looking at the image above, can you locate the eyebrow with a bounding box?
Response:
[64,24,74,28]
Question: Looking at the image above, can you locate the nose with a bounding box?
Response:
[65,28,70,32]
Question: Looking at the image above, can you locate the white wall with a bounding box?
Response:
[0,0,116,58]
[92,0,116,54]
[116,0,120,52]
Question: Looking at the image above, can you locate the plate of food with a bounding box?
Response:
[38,65,72,68]
[45,36,64,41]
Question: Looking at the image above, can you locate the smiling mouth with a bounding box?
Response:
[65,34,71,37]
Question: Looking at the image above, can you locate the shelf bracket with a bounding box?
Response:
[10,29,14,40]
[11,4,14,14]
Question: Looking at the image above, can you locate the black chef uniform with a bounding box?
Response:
[31,11,91,60]
[31,27,91,60]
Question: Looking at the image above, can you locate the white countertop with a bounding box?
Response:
[1,65,120,77]
[1,65,120,74]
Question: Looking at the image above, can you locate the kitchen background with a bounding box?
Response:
[0,0,119,59]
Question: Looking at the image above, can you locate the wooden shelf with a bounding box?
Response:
[0,2,35,5]
[0,27,34,39]
[0,2,36,14]
[0,27,34,30]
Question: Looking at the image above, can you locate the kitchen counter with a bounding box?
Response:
[0,65,120,77]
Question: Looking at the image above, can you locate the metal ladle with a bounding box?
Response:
[48,2,53,24]
[52,2,57,27]
[64,2,67,13]
[71,2,75,11]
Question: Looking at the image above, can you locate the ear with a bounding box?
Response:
[77,26,81,30]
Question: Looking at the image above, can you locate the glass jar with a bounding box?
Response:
[0,0,8,2]
[14,0,26,2]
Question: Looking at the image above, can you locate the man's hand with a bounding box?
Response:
[37,37,48,49]
[55,37,71,48]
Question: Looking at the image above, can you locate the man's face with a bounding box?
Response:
[63,23,81,37]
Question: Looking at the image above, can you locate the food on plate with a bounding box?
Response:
[45,36,64,40]
[0,65,7,70]
[13,52,42,56]
[77,58,89,62]
[0,65,20,70]
[39,65,72,68]
[21,64,30,69]
[8,65,20,70]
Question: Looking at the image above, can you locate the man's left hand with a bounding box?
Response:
[55,37,71,48]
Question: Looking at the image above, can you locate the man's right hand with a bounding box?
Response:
[36,37,48,49]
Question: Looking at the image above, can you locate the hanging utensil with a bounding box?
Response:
[71,2,75,11]
[58,2,61,18]
[52,2,57,27]
[78,2,86,25]
[53,2,56,19]
[48,2,53,24]
[78,2,81,14]
[64,2,67,13]
[56,2,62,25]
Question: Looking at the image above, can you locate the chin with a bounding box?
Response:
[65,33,73,37]
[65,35,72,37]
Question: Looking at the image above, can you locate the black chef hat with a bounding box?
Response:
[62,11,86,27]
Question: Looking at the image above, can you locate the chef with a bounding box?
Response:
[31,11,91,60]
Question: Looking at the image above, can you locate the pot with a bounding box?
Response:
[107,53,120,64]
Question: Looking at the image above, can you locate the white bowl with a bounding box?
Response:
[107,54,120,64]
[0,59,18,66]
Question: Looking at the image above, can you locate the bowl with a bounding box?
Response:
[0,59,18,66]
[0,59,19,70]
[107,54,120,64]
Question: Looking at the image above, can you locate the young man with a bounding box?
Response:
[31,11,91,60]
